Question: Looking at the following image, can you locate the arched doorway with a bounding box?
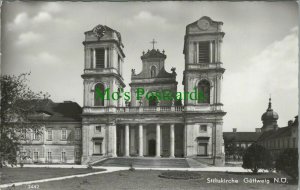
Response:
[148,139,156,156]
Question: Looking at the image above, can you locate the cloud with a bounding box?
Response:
[32,12,52,24]
[24,52,61,65]
[16,32,43,46]
[124,11,167,27]
[223,26,298,130]
[7,12,29,30]
[7,10,54,31]
[224,27,298,103]
[42,2,63,13]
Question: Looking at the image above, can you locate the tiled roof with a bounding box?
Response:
[257,127,291,141]
[223,132,261,142]
[30,99,82,122]
[257,116,298,142]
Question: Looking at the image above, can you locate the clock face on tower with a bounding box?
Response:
[197,19,210,30]
[93,25,106,39]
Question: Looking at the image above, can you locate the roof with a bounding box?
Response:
[223,132,261,143]
[141,49,166,60]
[258,115,298,142]
[30,99,82,122]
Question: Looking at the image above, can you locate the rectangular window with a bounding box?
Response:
[198,41,210,63]
[61,152,66,162]
[47,128,52,141]
[75,151,80,160]
[33,152,39,162]
[61,128,67,140]
[95,126,101,133]
[47,152,52,162]
[199,125,207,132]
[33,129,39,140]
[95,48,105,68]
[75,128,81,140]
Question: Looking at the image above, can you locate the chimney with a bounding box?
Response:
[233,128,237,133]
[255,128,261,133]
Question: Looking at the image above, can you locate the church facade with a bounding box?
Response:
[81,16,226,165]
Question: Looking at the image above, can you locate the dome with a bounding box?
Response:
[261,98,279,121]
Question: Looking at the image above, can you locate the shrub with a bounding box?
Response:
[242,144,273,174]
[275,148,298,179]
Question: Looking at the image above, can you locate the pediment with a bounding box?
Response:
[186,16,223,34]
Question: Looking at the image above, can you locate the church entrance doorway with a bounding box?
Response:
[148,139,156,156]
[197,143,208,156]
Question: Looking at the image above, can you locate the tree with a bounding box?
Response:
[275,149,298,179]
[0,73,49,167]
[242,143,273,173]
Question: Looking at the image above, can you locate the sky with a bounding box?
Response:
[1,1,298,132]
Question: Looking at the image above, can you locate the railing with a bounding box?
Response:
[186,62,223,70]
[82,104,223,114]
[83,106,184,114]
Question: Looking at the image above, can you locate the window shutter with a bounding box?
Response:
[198,42,210,63]
[96,48,105,68]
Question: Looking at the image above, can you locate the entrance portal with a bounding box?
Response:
[148,139,156,156]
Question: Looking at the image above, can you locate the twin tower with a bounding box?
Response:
[80,16,226,166]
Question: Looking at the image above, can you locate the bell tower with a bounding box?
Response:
[183,16,225,108]
[81,25,126,107]
[183,17,226,166]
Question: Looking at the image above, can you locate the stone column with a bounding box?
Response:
[170,124,175,158]
[196,42,199,63]
[108,124,117,157]
[183,124,187,157]
[139,124,143,157]
[104,48,107,68]
[156,124,161,157]
[209,41,213,63]
[125,124,130,157]
[93,49,96,68]
[130,127,135,155]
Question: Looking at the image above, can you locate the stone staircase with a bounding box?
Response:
[92,157,207,168]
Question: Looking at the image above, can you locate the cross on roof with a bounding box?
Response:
[150,39,157,49]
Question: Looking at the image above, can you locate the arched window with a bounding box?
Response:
[149,95,158,106]
[94,83,105,106]
[150,66,156,78]
[198,80,210,104]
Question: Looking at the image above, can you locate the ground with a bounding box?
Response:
[0,167,104,184]
[2,169,297,190]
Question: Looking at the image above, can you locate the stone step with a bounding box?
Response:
[93,157,204,168]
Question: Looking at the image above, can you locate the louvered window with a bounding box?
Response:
[198,42,210,63]
[96,48,105,68]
